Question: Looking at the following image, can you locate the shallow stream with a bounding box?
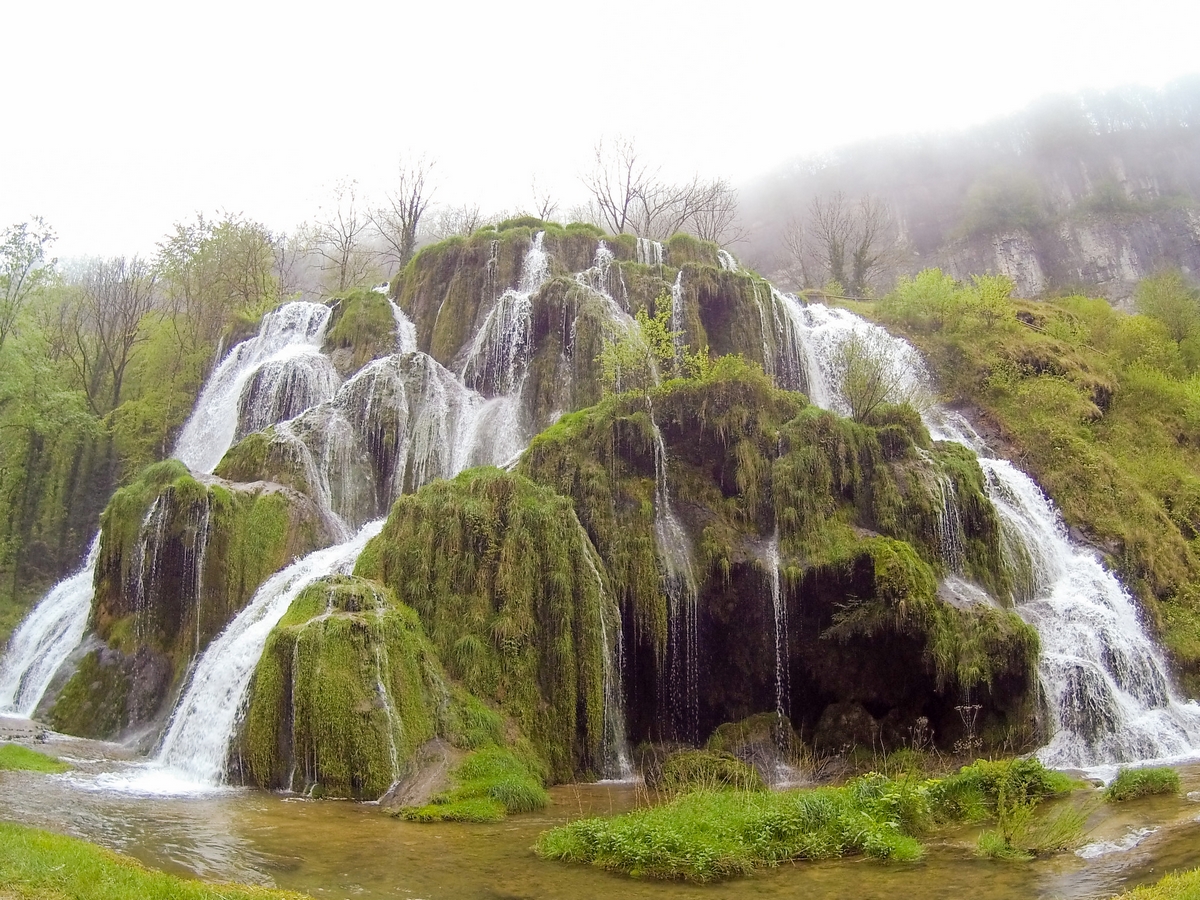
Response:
[5,719,1200,900]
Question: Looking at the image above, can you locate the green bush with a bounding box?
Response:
[1105,767,1180,802]
[1113,867,1200,899]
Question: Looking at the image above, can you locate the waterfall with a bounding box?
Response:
[635,238,664,269]
[462,231,549,396]
[773,295,1200,769]
[669,271,686,371]
[128,521,386,791]
[175,301,335,475]
[0,537,100,716]
[717,249,738,272]
[389,300,418,354]
[766,533,790,725]
[650,413,700,743]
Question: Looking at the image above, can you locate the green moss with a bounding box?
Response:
[395,746,549,822]
[242,575,442,799]
[214,429,310,495]
[323,290,396,374]
[0,822,309,900]
[0,743,70,773]
[356,468,614,783]
[1104,766,1180,801]
[47,650,130,738]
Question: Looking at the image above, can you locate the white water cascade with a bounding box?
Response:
[650,413,700,743]
[0,537,101,716]
[116,521,385,792]
[766,533,790,725]
[175,301,336,474]
[772,297,1200,769]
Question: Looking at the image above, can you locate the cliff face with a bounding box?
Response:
[929,209,1200,304]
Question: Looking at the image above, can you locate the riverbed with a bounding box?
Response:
[4,717,1200,900]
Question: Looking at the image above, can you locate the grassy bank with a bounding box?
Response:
[0,744,69,773]
[0,822,310,900]
[1113,868,1200,899]
[537,758,1075,881]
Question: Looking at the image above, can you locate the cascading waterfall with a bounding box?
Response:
[462,231,549,396]
[176,301,335,475]
[669,271,686,370]
[138,521,385,791]
[636,237,664,270]
[650,413,700,743]
[0,537,100,716]
[717,249,738,272]
[772,295,1200,769]
[0,305,339,720]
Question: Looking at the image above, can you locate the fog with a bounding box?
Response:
[3,0,1200,257]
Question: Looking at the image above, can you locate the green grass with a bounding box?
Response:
[0,743,70,773]
[537,757,1075,881]
[1113,868,1200,899]
[394,747,549,823]
[0,822,310,899]
[652,750,765,794]
[1105,766,1181,802]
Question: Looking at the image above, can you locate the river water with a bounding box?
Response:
[4,719,1200,900]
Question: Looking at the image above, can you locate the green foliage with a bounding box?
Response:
[536,773,931,881]
[0,821,309,900]
[0,743,70,773]
[653,750,765,794]
[1104,766,1181,801]
[395,747,548,822]
[960,170,1046,236]
[597,297,681,395]
[1136,270,1200,365]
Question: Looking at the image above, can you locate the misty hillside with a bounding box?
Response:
[741,77,1200,303]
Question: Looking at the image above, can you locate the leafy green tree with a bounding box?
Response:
[0,218,55,352]
[598,292,682,394]
[1136,270,1200,364]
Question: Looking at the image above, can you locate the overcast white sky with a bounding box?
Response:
[3,0,1198,258]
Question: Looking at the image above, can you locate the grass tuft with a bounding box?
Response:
[1105,766,1181,802]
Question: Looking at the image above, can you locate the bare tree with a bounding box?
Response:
[370,157,436,274]
[314,179,378,292]
[529,176,559,221]
[687,178,745,244]
[582,138,744,242]
[582,137,650,235]
[56,257,158,414]
[790,192,899,296]
[423,203,486,242]
[0,217,56,352]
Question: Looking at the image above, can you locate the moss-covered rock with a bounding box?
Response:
[323,289,400,376]
[239,576,447,799]
[355,468,618,783]
[520,359,1034,750]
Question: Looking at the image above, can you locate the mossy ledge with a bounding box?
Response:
[521,358,1036,749]
[355,467,617,784]
[48,460,334,740]
[322,289,399,377]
